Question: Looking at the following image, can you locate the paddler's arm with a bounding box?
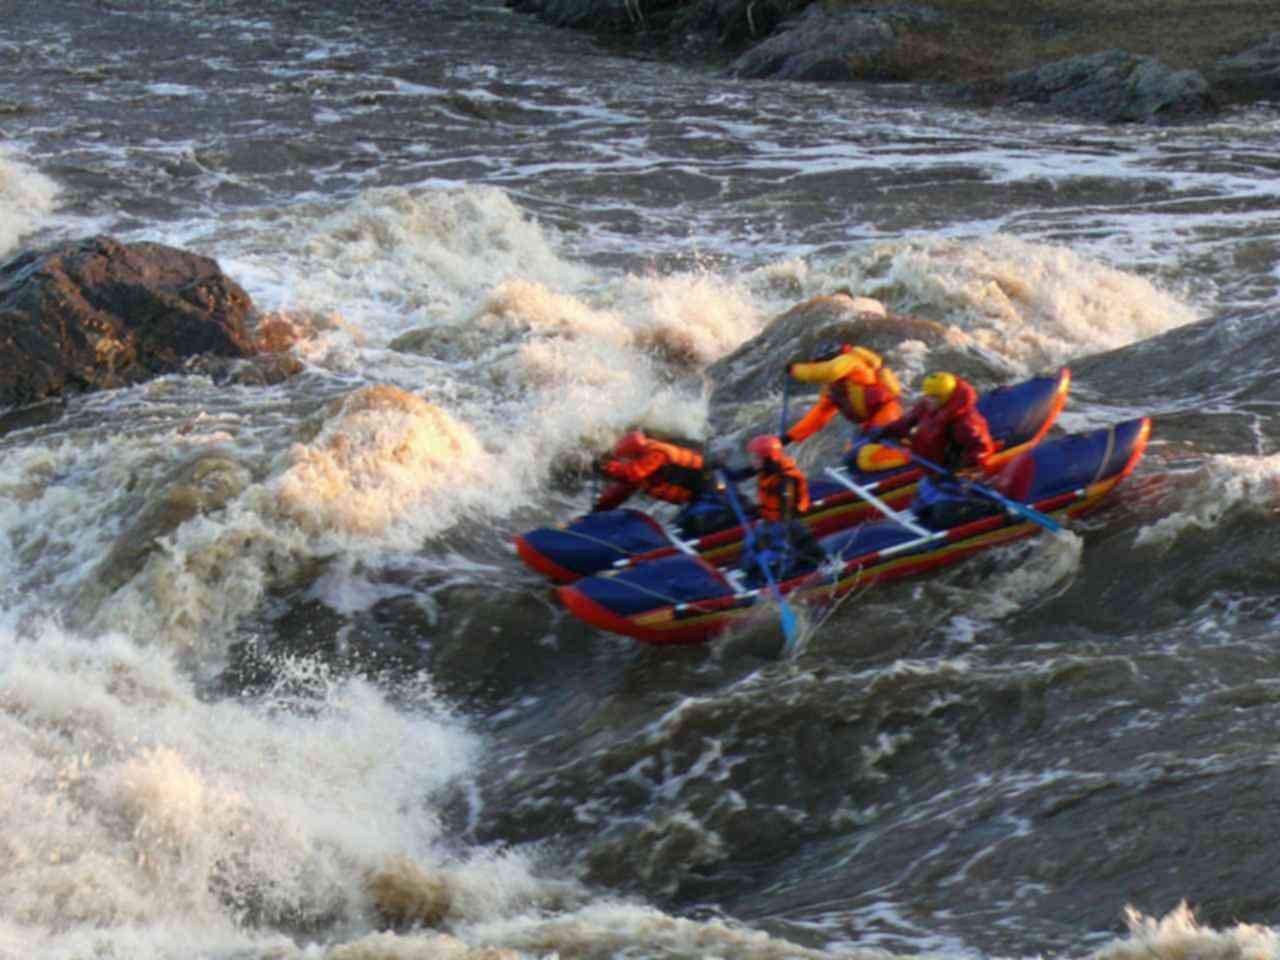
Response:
[781,389,838,446]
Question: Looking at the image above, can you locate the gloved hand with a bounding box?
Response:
[779,432,793,447]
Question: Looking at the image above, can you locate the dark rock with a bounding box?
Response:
[695,0,811,55]
[0,398,65,439]
[0,235,295,409]
[508,0,811,57]
[730,3,950,81]
[508,0,1280,117]
[1206,32,1280,102]
[1002,49,1217,124]
[506,0,633,32]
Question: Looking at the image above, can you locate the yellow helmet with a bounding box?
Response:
[921,372,957,405]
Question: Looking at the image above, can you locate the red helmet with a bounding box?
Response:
[747,434,784,464]
[614,429,648,457]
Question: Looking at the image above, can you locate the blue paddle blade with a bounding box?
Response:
[717,469,803,655]
[875,440,1064,534]
[968,483,1063,533]
[778,598,800,653]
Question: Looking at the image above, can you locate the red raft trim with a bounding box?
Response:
[513,535,581,584]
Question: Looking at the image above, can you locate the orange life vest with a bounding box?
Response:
[757,457,810,522]
[607,439,706,504]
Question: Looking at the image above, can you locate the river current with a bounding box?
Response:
[4,2,1280,959]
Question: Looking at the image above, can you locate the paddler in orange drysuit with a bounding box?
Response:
[594,430,731,537]
[735,434,825,575]
[781,343,905,454]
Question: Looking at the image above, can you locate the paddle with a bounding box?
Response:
[875,440,1065,534]
[778,371,791,438]
[716,470,800,654]
[588,455,601,511]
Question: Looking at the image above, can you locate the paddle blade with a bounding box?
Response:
[779,601,800,654]
[971,485,1064,533]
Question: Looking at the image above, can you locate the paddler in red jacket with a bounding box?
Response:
[865,372,998,528]
[873,371,995,471]
[781,343,904,449]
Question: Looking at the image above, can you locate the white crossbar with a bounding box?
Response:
[824,466,933,538]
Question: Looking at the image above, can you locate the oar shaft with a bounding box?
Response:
[875,440,1063,533]
[716,470,800,651]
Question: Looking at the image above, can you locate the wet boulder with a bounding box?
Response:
[504,0,636,32]
[730,3,951,82]
[1206,32,1280,102]
[0,235,296,409]
[1002,50,1217,124]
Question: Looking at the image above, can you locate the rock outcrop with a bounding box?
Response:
[730,3,951,82]
[0,235,297,410]
[1000,50,1217,124]
[506,0,1257,125]
[1206,32,1280,102]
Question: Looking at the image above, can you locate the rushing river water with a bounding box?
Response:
[5,2,1280,959]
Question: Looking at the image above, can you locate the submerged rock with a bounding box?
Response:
[0,235,297,409]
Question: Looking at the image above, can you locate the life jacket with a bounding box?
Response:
[900,378,995,469]
[787,347,904,441]
[826,370,902,426]
[756,456,810,522]
[612,438,707,504]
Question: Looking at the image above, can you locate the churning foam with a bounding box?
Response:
[1090,902,1279,960]
[0,620,565,960]
[0,180,825,656]
[1,620,912,960]
[0,146,59,257]
[1135,453,1280,550]
[185,182,768,459]
[825,235,1201,373]
[76,385,507,651]
[972,530,1084,620]
[193,184,590,350]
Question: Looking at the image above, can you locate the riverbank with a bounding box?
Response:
[841,0,1280,84]
[508,0,1280,120]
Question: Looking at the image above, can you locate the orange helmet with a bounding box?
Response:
[747,434,784,466]
[614,429,648,457]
